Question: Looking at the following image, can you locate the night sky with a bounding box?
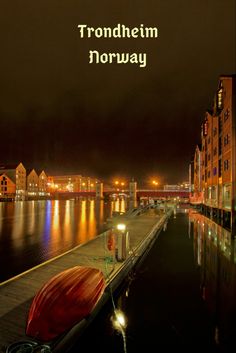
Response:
[0,1,235,185]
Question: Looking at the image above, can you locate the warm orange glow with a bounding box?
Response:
[78,200,87,242]
[88,199,96,239]
[121,182,125,186]
[115,181,119,185]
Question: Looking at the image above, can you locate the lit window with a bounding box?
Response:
[217,85,223,110]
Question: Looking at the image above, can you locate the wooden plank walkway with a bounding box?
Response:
[0,208,169,352]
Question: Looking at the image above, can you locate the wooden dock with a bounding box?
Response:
[0,207,170,353]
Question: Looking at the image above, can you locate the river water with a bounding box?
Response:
[0,198,127,283]
[1,202,236,352]
[71,208,236,353]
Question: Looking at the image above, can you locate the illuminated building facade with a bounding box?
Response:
[0,163,26,200]
[0,173,16,198]
[191,74,236,232]
[47,175,98,193]
[27,169,39,196]
[38,170,48,196]
[48,175,82,192]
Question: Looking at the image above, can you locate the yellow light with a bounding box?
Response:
[91,183,94,187]
[115,181,119,185]
[82,182,86,186]
[117,223,126,231]
[112,309,127,331]
[121,182,125,186]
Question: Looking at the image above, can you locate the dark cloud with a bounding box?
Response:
[0,0,235,184]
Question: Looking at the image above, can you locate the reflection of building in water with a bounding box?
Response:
[28,201,36,235]
[12,202,24,245]
[88,199,96,239]
[112,199,126,214]
[77,200,87,242]
[190,211,236,349]
[51,200,60,244]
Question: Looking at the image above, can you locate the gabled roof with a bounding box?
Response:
[0,173,15,183]
[26,168,38,177]
[36,170,47,177]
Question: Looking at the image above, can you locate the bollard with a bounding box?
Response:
[115,224,130,262]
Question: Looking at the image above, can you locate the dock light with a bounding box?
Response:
[117,223,126,231]
[112,309,127,331]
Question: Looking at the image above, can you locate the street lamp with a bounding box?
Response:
[152,180,158,189]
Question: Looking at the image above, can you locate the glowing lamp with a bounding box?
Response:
[117,223,126,231]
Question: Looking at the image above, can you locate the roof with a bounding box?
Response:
[26,169,38,176]
[0,173,15,183]
[35,170,47,176]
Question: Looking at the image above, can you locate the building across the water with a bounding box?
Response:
[190,74,236,232]
[0,162,99,200]
[47,175,99,193]
[0,163,27,200]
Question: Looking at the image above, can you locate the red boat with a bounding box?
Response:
[26,266,106,342]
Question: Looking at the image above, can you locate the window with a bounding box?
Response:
[213,167,217,176]
[224,108,230,122]
[224,134,230,146]
[213,127,217,136]
[208,171,211,178]
[208,137,211,144]
[217,84,223,110]
[224,159,230,171]
[213,147,217,156]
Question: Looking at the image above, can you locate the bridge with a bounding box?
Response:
[51,189,189,199]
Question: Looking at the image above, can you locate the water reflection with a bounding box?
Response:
[111,199,126,214]
[0,198,129,282]
[189,210,236,350]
